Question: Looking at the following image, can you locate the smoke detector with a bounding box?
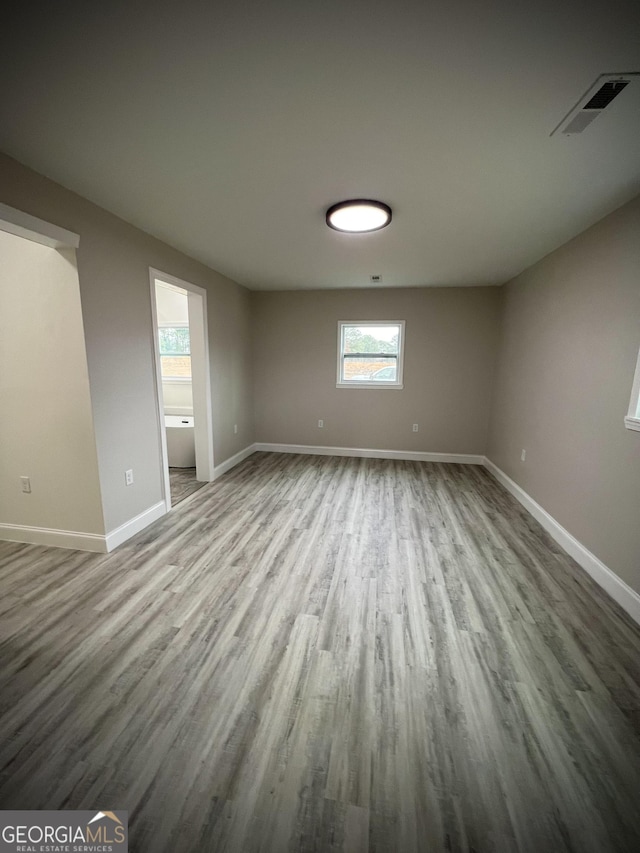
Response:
[551,72,639,136]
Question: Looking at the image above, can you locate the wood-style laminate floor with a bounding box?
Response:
[169,467,206,505]
[0,453,639,853]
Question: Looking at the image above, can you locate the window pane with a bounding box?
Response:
[342,356,397,382]
[338,321,404,386]
[161,355,192,378]
[159,327,191,355]
[343,325,400,356]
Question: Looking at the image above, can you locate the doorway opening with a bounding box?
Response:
[0,206,105,549]
[150,269,214,509]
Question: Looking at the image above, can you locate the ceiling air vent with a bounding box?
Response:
[551,72,639,136]
[582,79,629,109]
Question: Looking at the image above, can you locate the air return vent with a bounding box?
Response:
[551,72,639,136]
[582,79,630,110]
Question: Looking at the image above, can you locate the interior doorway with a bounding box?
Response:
[150,268,214,510]
[0,206,105,550]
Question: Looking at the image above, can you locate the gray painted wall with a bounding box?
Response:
[2,151,637,603]
[0,230,104,535]
[488,194,640,594]
[252,287,501,453]
[0,153,254,533]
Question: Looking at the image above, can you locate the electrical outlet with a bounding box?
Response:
[125,469,134,486]
[20,476,31,494]
[318,419,324,428]
[412,424,419,432]
[234,424,238,434]
[521,449,526,462]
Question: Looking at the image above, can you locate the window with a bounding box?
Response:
[159,325,191,380]
[625,347,640,432]
[337,321,405,388]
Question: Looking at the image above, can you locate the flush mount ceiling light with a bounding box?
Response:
[326,199,392,233]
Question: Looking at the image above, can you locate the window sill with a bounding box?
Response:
[336,382,404,390]
[624,416,640,432]
[161,377,192,384]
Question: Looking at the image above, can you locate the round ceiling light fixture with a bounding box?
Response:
[326,199,392,233]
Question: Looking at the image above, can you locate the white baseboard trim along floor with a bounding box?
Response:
[250,443,640,624]
[1,442,637,624]
[483,457,640,625]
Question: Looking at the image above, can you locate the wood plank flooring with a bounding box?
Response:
[0,452,639,852]
[169,467,205,505]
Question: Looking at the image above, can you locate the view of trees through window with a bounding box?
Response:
[341,323,401,382]
[343,326,399,355]
[159,326,191,379]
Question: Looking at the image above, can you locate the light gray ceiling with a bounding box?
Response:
[1,0,639,291]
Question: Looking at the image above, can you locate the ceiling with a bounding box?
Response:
[1,0,639,291]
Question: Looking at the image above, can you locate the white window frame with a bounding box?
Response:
[625,347,640,432]
[336,320,405,389]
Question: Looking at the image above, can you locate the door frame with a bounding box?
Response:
[149,267,215,510]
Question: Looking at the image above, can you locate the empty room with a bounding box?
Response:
[0,1,639,852]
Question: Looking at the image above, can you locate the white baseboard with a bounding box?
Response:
[0,522,107,553]
[483,457,640,625]
[254,443,485,465]
[213,444,259,479]
[7,446,635,625]
[104,500,167,552]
